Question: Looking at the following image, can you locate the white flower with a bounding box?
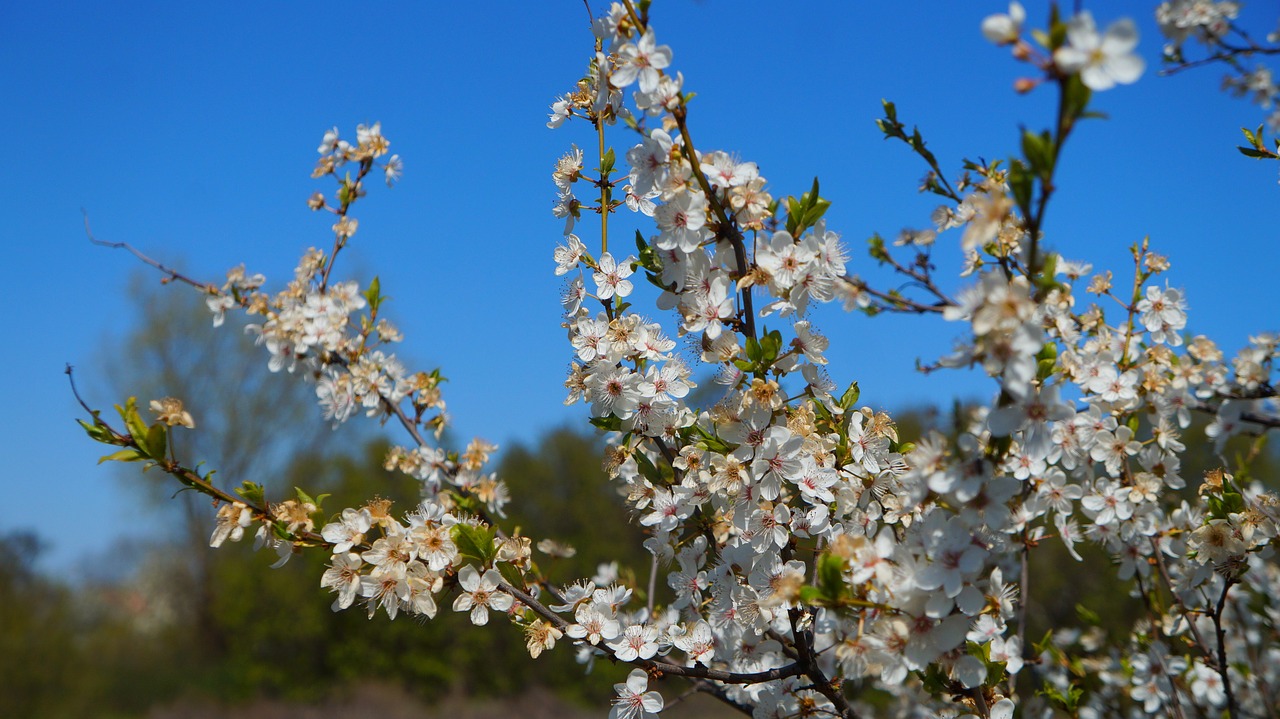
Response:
[594,252,635,300]
[321,552,364,610]
[609,668,663,719]
[322,506,373,550]
[612,30,672,94]
[608,623,660,661]
[451,565,513,626]
[982,2,1025,45]
[1054,12,1145,91]
[211,502,253,547]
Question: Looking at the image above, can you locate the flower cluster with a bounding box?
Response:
[1156,0,1280,131]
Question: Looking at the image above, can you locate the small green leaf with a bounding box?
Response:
[799,585,828,606]
[691,424,733,453]
[760,330,783,365]
[817,552,846,599]
[145,423,167,460]
[1062,74,1092,123]
[98,449,144,464]
[118,397,151,454]
[589,415,622,432]
[839,381,861,411]
[634,448,665,484]
[235,481,266,507]
[802,199,831,228]
[78,418,115,444]
[1007,159,1033,218]
[882,99,898,124]
[1075,603,1101,626]
[363,276,384,312]
[1238,146,1275,159]
[453,524,497,565]
[1021,128,1055,180]
[497,562,526,591]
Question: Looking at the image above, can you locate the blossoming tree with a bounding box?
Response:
[75,2,1280,718]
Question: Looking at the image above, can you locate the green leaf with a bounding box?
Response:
[799,585,828,606]
[645,271,669,290]
[589,415,622,432]
[145,423,167,460]
[1021,128,1055,180]
[1062,74,1092,123]
[98,449,144,464]
[1007,159,1033,218]
[453,523,497,565]
[497,562,526,591]
[235,481,266,507]
[817,552,846,599]
[78,418,115,444]
[802,199,831,228]
[1037,358,1057,381]
[363,276,384,312]
[117,397,151,455]
[634,448,665,484]
[839,381,861,411]
[1238,146,1275,159]
[601,147,616,176]
[691,424,733,453]
[1075,603,1101,626]
[760,330,783,365]
[867,234,888,263]
[882,99,898,124]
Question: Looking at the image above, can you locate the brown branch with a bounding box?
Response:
[842,276,948,314]
[671,104,757,339]
[1212,579,1241,719]
[83,210,217,292]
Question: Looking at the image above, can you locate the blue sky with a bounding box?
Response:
[4,1,1277,574]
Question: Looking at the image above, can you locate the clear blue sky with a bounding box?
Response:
[3,1,1277,575]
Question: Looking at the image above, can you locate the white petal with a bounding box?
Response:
[1081,65,1115,91]
[625,668,649,693]
[1101,19,1139,54]
[640,691,664,713]
[982,16,1015,44]
[1104,54,1145,85]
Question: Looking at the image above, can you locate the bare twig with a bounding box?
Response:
[83,210,216,292]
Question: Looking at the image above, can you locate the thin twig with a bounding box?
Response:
[83,210,216,292]
[1212,578,1241,719]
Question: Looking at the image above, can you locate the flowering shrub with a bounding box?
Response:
[75,2,1280,718]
